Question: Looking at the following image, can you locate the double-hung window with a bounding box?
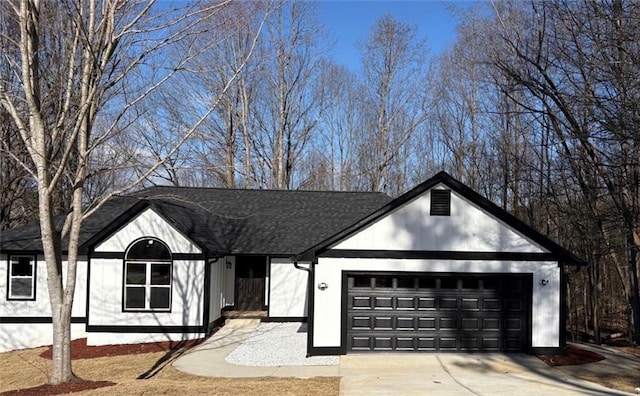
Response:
[8,255,36,300]
[124,239,172,311]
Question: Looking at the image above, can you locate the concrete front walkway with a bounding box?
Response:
[174,320,638,395]
[173,319,338,378]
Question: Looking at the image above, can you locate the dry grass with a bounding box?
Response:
[573,370,640,394]
[3,343,637,395]
[0,347,339,396]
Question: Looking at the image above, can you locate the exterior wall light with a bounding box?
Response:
[317,282,328,291]
[539,279,549,286]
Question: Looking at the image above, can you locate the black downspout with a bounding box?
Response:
[293,260,314,357]
[293,261,311,273]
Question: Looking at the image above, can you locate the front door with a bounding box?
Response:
[235,256,266,311]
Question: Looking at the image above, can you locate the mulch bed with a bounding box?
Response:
[0,381,115,396]
[39,336,208,360]
[4,329,223,396]
[537,344,605,366]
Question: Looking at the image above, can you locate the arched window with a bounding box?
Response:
[124,238,172,311]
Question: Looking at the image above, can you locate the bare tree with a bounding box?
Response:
[0,107,36,229]
[150,1,270,188]
[0,0,268,384]
[492,1,640,342]
[357,13,431,194]
[299,59,363,191]
[251,0,329,189]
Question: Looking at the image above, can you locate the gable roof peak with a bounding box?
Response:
[294,171,585,265]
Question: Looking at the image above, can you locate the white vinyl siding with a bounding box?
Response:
[268,258,308,318]
[0,254,89,353]
[334,184,549,253]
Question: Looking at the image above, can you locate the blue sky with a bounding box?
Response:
[317,1,481,70]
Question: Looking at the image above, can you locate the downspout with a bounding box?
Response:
[293,261,311,273]
[293,258,314,357]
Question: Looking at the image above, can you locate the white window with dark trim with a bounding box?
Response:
[8,255,36,300]
[124,238,172,311]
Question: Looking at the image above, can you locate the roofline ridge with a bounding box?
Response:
[132,185,388,195]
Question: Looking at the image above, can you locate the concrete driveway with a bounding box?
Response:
[175,320,637,395]
[340,353,634,395]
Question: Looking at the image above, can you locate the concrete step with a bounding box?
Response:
[224,318,262,328]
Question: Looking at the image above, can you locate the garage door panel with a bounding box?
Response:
[505,318,523,330]
[347,274,529,352]
[418,297,436,309]
[505,337,524,351]
[396,337,415,350]
[373,317,393,330]
[482,337,500,350]
[439,337,457,350]
[461,337,480,350]
[374,337,393,350]
[351,296,372,309]
[351,336,371,350]
[374,297,393,309]
[397,297,415,309]
[461,318,480,330]
[482,318,500,330]
[417,337,436,350]
[396,317,415,330]
[440,298,458,309]
[351,316,371,329]
[418,317,436,330]
[505,299,523,311]
[461,298,480,310]
[483,299,501,310]
[440,317,457,329]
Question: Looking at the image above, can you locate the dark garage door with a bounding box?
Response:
[346,274,530,352]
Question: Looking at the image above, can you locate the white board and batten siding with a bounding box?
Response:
[88,208,207,346]
[209,256,238,326]
[268,258,309,318]
[312,185,561,350]
[0,254,89,352]
[333,185,548,253]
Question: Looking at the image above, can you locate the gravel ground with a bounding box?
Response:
[225,323,339,367]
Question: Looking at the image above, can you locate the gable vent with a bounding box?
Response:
[430,189,451,216]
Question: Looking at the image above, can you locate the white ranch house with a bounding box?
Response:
[0,172,583,355]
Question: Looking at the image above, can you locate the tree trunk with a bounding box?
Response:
[589,258,601,344]
[627,226,640,343]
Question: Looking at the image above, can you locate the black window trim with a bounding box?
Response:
[7,254,37,301]
[122,237,173,313]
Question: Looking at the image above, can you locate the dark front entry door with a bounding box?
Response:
[235,256,266,311]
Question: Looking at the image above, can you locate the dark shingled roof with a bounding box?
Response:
[0,196,141,252]
[0,187,391,256]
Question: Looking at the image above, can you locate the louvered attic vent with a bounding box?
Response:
[430,189,451,216]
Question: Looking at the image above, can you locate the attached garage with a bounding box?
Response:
[346,273,530,352]
[296,172,584,356]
